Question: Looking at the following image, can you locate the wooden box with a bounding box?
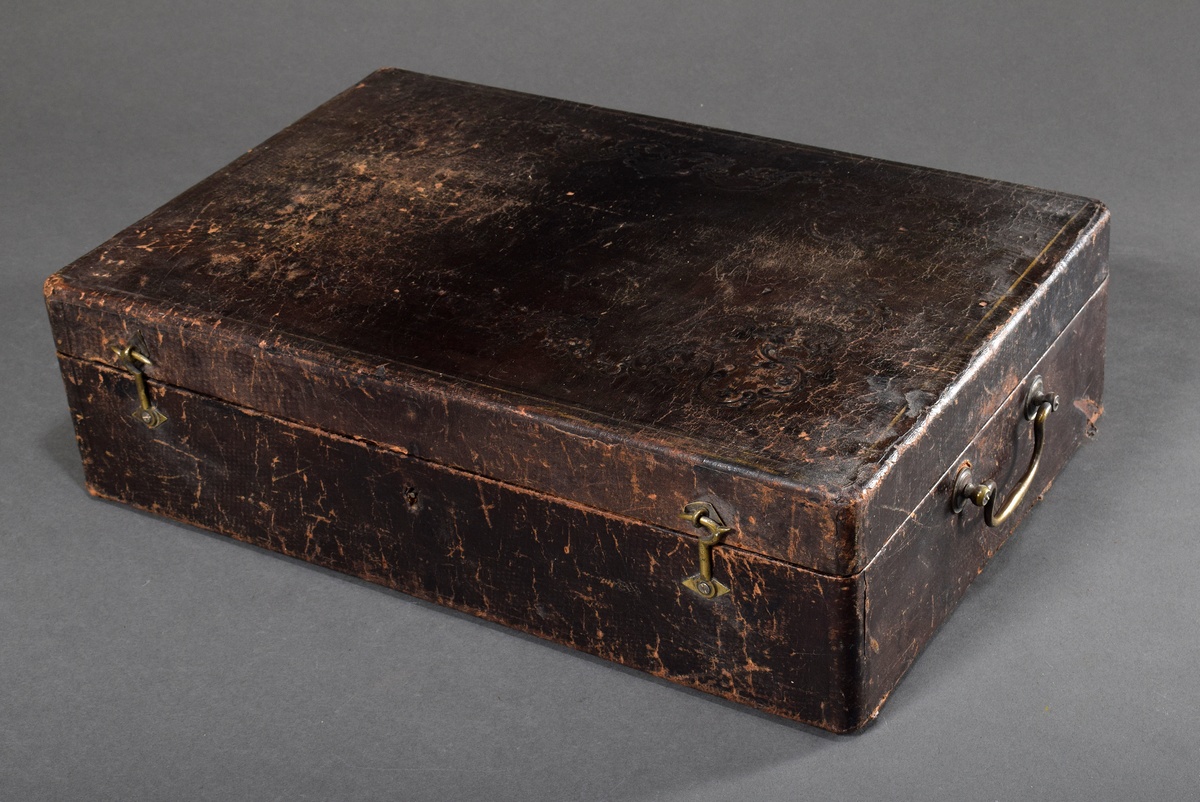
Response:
[44,69,1108,732]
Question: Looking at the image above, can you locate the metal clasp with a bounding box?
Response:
[679,501,732,599]
[110,335,168,429]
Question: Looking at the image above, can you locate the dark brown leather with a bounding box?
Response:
[44,69,1109,730]
[53,281,1107,732]
[44,69,1108,574]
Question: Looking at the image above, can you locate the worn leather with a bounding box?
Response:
[52,280,1107,732]
[44,70,1110,730]
[46,69,1108,573]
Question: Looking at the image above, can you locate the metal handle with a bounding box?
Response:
[953,375,1059,527]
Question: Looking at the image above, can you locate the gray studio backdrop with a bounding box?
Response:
[3,2,1197,800]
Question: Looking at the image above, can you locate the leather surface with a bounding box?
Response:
[51,68,1106,492]
[49,272,1106,733]
[58,354,867,733]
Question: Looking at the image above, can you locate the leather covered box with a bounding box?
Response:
[44,69,1108,732]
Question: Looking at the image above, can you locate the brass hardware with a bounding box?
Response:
[110,335,168,429]
[953,375,1059,527]
[679,501,732,599]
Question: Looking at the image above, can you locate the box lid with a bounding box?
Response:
[45,69,1109,576]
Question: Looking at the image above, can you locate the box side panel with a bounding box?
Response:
[861,280,1107,720]
[56,355,867,733]
[856,207,1109,571]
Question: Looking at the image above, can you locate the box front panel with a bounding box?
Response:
[56,355,866,731]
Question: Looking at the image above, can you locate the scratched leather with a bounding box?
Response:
[50,278,1107,733]
[46,71,1111,726]
[62,356,864,730]
[56,69,1101,489]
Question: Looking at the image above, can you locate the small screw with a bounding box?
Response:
[696,580,713,597]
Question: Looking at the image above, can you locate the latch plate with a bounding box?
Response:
[680,501,732,600]
[110,334,168,429]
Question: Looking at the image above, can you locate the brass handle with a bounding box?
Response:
[953,376,1059,527]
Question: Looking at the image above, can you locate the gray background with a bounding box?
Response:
[3,1,1197,799]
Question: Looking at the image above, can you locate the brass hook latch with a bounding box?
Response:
[111,335,168,429]
[679,501,732,599]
